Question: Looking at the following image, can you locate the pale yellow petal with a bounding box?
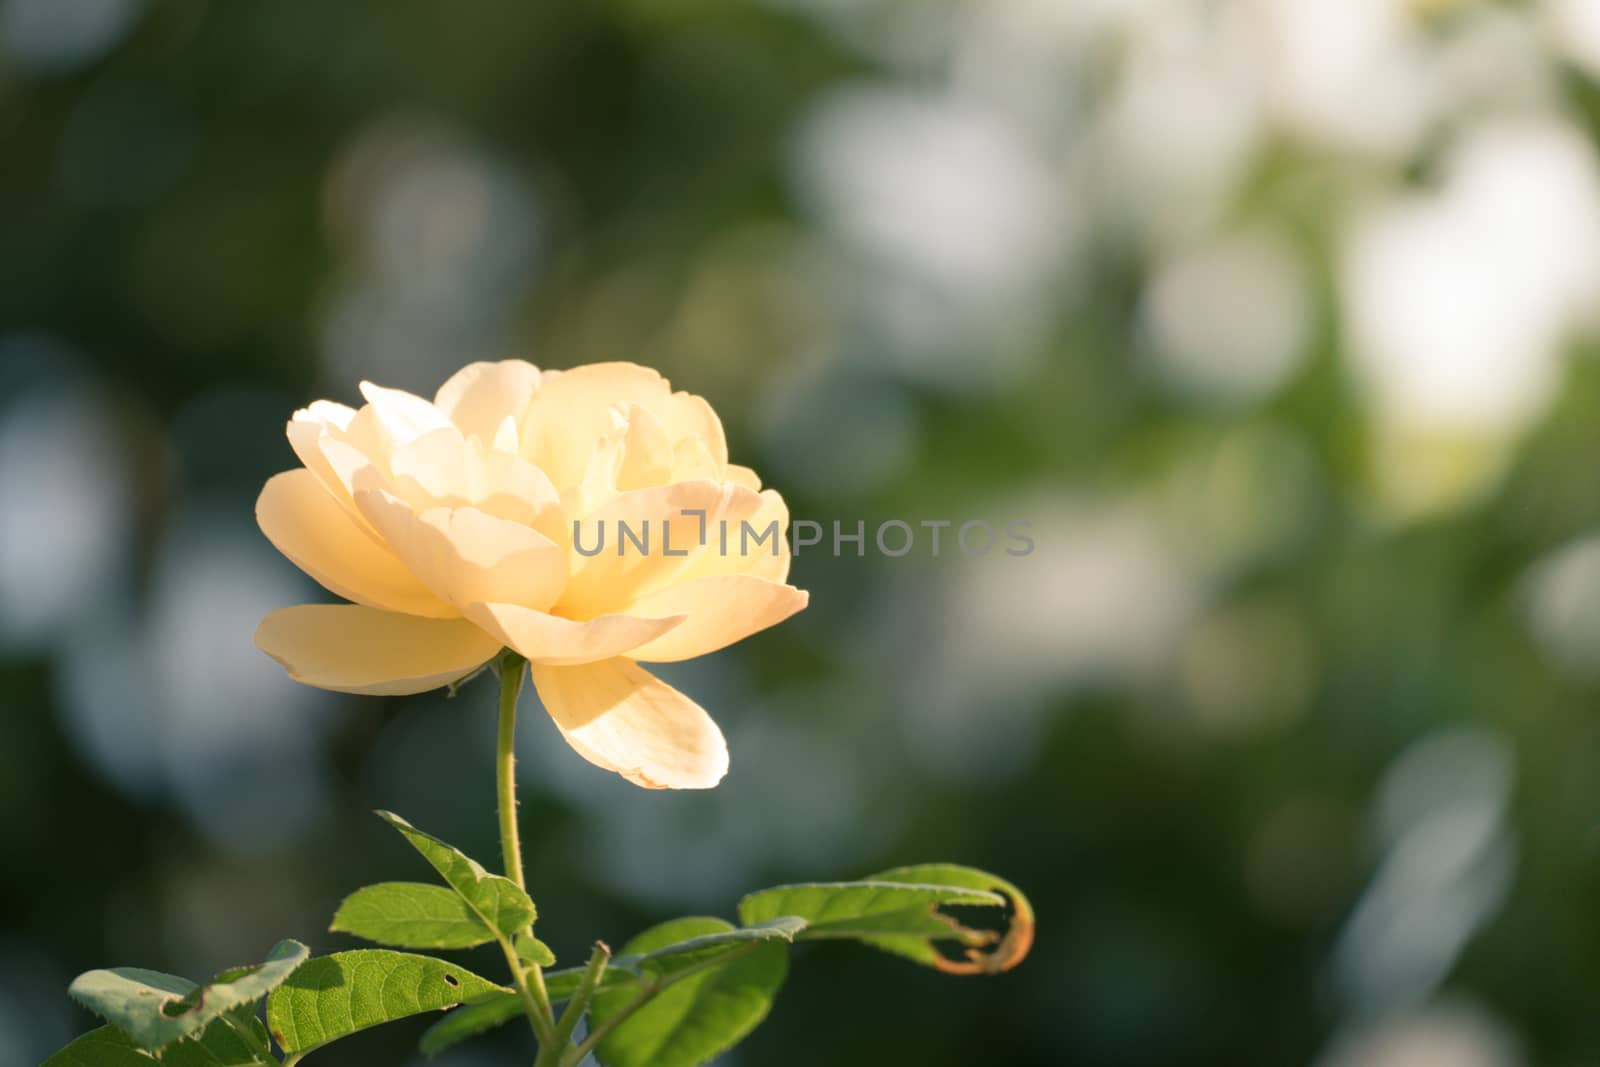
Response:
[465,439,565,538]
[529,658,729,788]
[356,489,568,612]
[388,427,472,509]
[677,487,792,584]
[519,363,674,489]
[288,407,387,517]
[493,416,519,454]
[301,399,357,431]
[725,464,762,491]
[615,403,674,491]
[435,360,543,442]
[257,471,457,619]
[663,391,728,469]
[623,575,808,662]
[556,479,766,619]
[359,381,455,444]
[465,601,685,666]
[256,605,500,695]
[670,434,721,483]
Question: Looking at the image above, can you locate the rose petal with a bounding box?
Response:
[356,488,568,612]
[529,657,729,788]
[288,406,376,511]
[557,479,765,619]
[676,487,792,584]
[388,427,472,508]
[725,464,762,491]
[615,402,674,491]
[520,363,676,489]
[664,391,728,469]
[256,605,500,695]
[465,601,685,666]
[360,381,455,445]
[623,575,808,662]
[434,360,542,442]
[257,470,456,618]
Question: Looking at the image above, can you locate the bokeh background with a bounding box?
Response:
[8,0,1600,1064]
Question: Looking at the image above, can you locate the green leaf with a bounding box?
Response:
[417,993,526,1056]
[622,916,806,981]
[418,954,633,1053]
[266,950,505,1055]
[45,1007,275,1066]
[738,881,1000,936]
[376,811,535,938]
[331,882,497,950]
[864,864,1037,974]
[589,918,787,1067]
[514,932,557,967]
[67,941,308,1050]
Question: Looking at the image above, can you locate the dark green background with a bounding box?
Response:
[5,1,1600,1064]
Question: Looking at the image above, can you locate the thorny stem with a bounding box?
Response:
[494,651,559,1051]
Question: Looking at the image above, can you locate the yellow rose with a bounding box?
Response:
[254,361,807,789]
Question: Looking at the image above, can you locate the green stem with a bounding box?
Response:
[493,652,559,1049]
[538,942,610,1067]
[500,937,557,1048]
[496,651,529,893]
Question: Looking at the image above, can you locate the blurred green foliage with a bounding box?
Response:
[9,1,1600,1065]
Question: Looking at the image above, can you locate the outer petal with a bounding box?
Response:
[725,464,762,491]
[257,471,457,618]
[256,605,500,695]
[556,480,766,619]
[287,406,383,519]
[435,360,542,441]
[622,575,808,663]
[356,488,568,612]
[529,658,729,788]
[465,602,685,666]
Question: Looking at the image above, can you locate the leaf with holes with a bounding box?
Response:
[331,882,497,950]
[67,940,308,1050]
[589,918,787,1067]
[376,811,535,938]
[266,950,504,1055]
[44,1006,276,1066]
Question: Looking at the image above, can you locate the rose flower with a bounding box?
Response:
[254,361,807,789]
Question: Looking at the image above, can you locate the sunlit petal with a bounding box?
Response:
[435,360,543,442]
[529,657,729,788]
[256,605,500,695]
[623,575,807,662]
[465,601,684,666]
[356,488,568,612]
[256,470,456,618]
